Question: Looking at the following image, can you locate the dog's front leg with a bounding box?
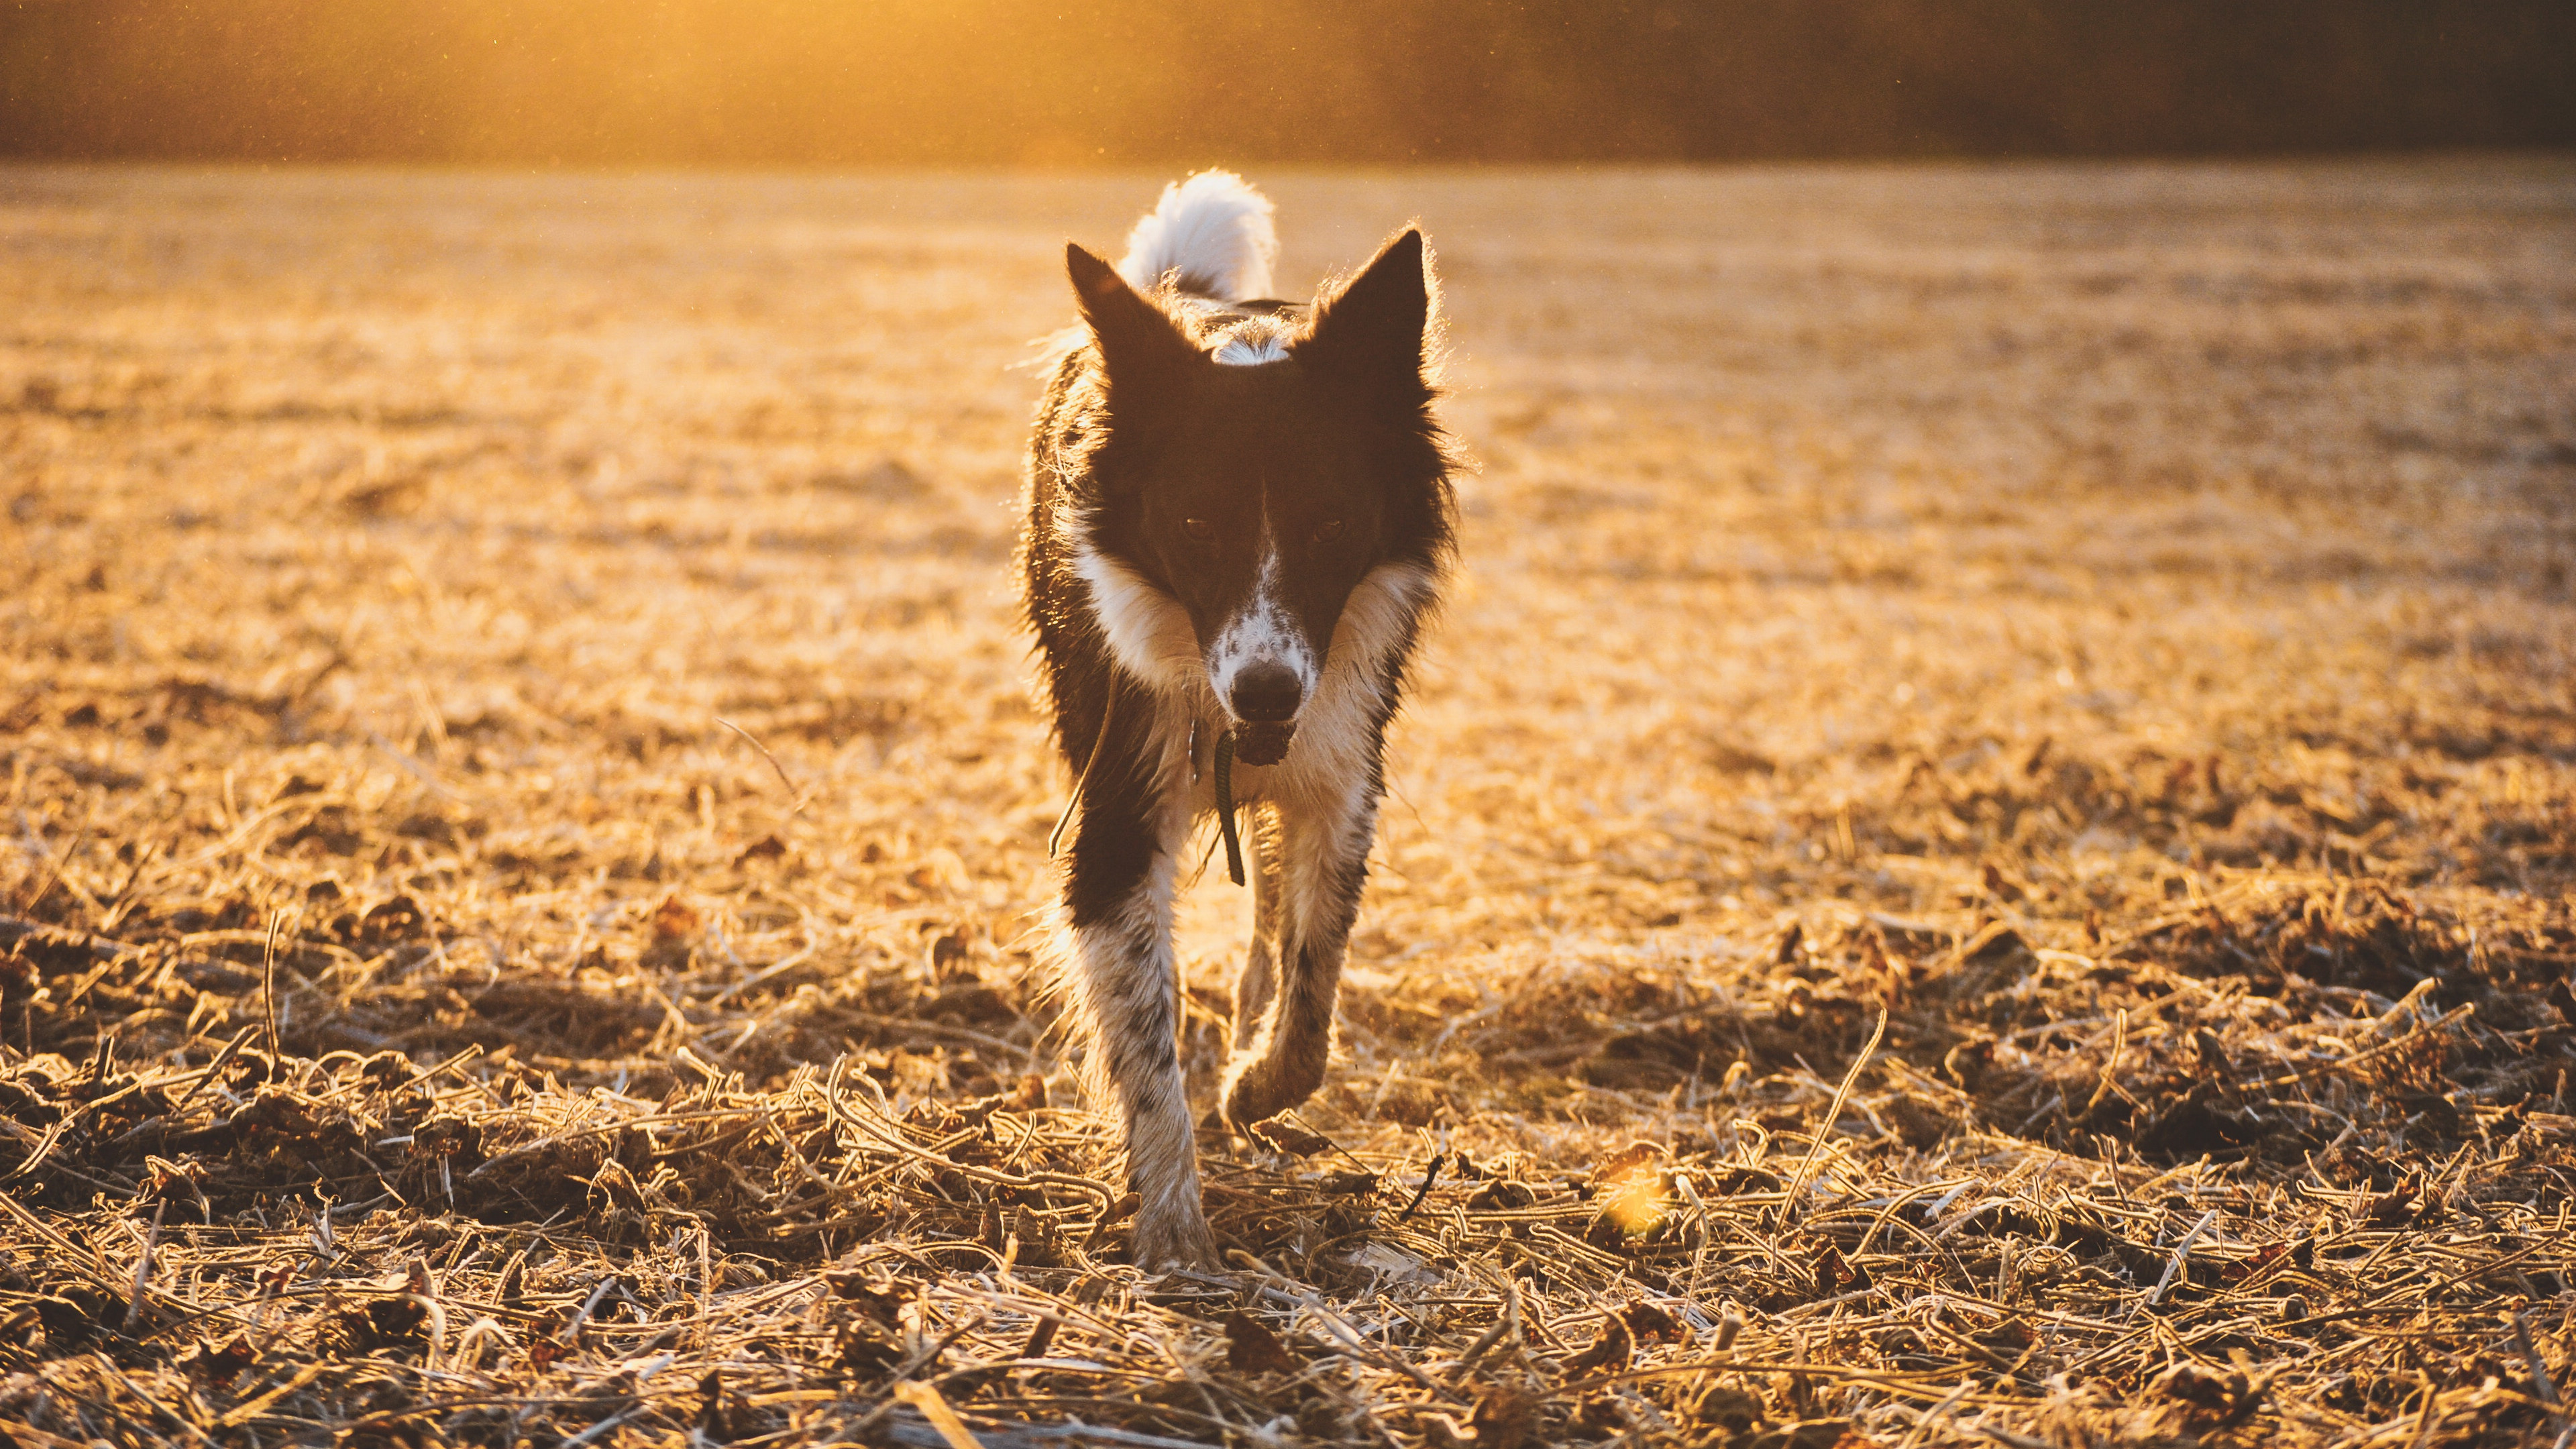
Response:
[1220,782,1377,1130]
[1062,744,1212,1271]
[1232,804,1284,1051]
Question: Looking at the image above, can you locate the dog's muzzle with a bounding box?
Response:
[1227,659,1302,765]
[1231,720,1296,765]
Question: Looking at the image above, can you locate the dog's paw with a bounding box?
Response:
[1130,1201,1219,1274]
[1220,1051,1324,1133]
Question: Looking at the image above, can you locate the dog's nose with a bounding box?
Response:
[1229,661,1303,722]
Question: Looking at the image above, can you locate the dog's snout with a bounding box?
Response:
[1229,660,1303,722]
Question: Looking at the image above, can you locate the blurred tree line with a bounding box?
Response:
[3,0,2570,164]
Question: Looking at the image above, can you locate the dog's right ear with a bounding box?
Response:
[1068,244,1198,392]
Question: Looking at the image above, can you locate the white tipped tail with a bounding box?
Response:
[1116,170,1278,303]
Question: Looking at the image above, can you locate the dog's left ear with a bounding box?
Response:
[1297,228,1433,409]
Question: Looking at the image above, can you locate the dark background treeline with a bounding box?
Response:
[4,0,2572,165]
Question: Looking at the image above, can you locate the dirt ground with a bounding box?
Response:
[2,159,2573,1447]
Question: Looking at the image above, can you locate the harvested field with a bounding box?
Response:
[3,159,2575,1447]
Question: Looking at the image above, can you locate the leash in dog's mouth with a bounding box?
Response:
[1052,695,1293,890]
[1212,720,1293,887]
[1230,720,1295,767]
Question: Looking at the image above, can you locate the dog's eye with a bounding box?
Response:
[1311,519,1345,543]
[1181,517,1216,541]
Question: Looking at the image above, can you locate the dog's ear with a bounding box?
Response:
[1296,228,1433,409]
[1068,244,1198,392]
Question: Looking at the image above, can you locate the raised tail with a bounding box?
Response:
[1116,170,1278,303]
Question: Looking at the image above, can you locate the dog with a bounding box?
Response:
[1021,172,1454,1269]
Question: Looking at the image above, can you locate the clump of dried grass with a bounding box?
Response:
[5,889,2572,1448]
[3,161,2573,1446]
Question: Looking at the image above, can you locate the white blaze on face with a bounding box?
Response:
[1212,329,1289,366]
[1205,537,1318,719]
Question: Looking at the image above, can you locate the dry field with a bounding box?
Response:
[3,160,2575,1448]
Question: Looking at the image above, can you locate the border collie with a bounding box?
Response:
[1021,172,1455,1269]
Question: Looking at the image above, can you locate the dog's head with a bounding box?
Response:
[1066,231,1446,761]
